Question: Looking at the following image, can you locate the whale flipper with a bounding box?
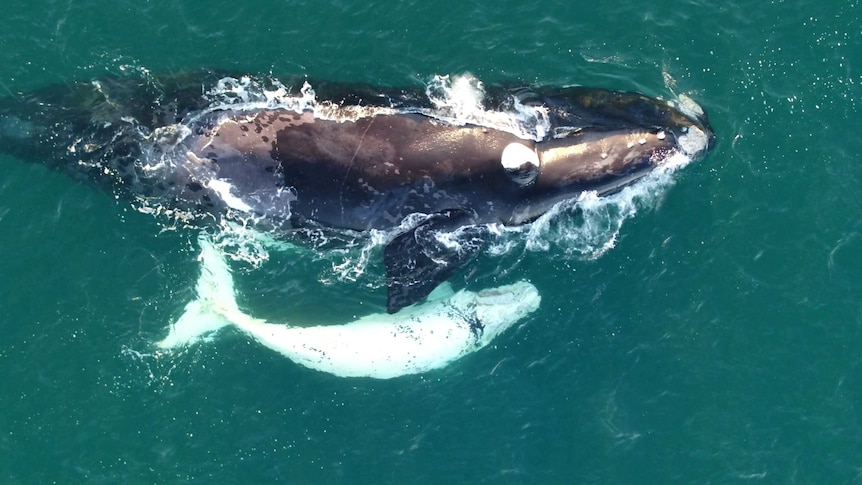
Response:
[384,209,486,313]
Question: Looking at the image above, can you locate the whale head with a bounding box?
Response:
[500,86,714,223]
[448,281,541,347]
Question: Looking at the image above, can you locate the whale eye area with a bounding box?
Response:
[501,143,540,187]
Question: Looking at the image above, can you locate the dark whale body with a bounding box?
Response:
[0,70,715,312]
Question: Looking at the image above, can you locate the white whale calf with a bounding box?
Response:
[158,237,541,378]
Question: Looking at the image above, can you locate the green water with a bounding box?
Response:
[1,1,861,483]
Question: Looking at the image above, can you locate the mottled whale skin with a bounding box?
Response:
[0,70,715,312]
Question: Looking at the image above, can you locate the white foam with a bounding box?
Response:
[424,74,551,141]
[504,148,695,260]
[206,179,253,213]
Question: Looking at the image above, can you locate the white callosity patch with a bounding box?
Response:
[501,142,540,186]
[158,235,541,378]
[676,124,711,160]
[196,76,396,125]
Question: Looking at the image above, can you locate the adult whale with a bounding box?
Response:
[0,70,714,312]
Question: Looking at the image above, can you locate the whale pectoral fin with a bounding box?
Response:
[383,209,486,314]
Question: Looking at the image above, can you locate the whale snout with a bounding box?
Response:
[666,94,715,158]
[472,281,541,336]
[673,121,714,160]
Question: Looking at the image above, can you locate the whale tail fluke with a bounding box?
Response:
[157,237,241,349]
[157,299,233,348]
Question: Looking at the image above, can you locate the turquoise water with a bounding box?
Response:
[1,1,861,483]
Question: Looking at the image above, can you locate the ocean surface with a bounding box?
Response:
[1,1,860,483]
